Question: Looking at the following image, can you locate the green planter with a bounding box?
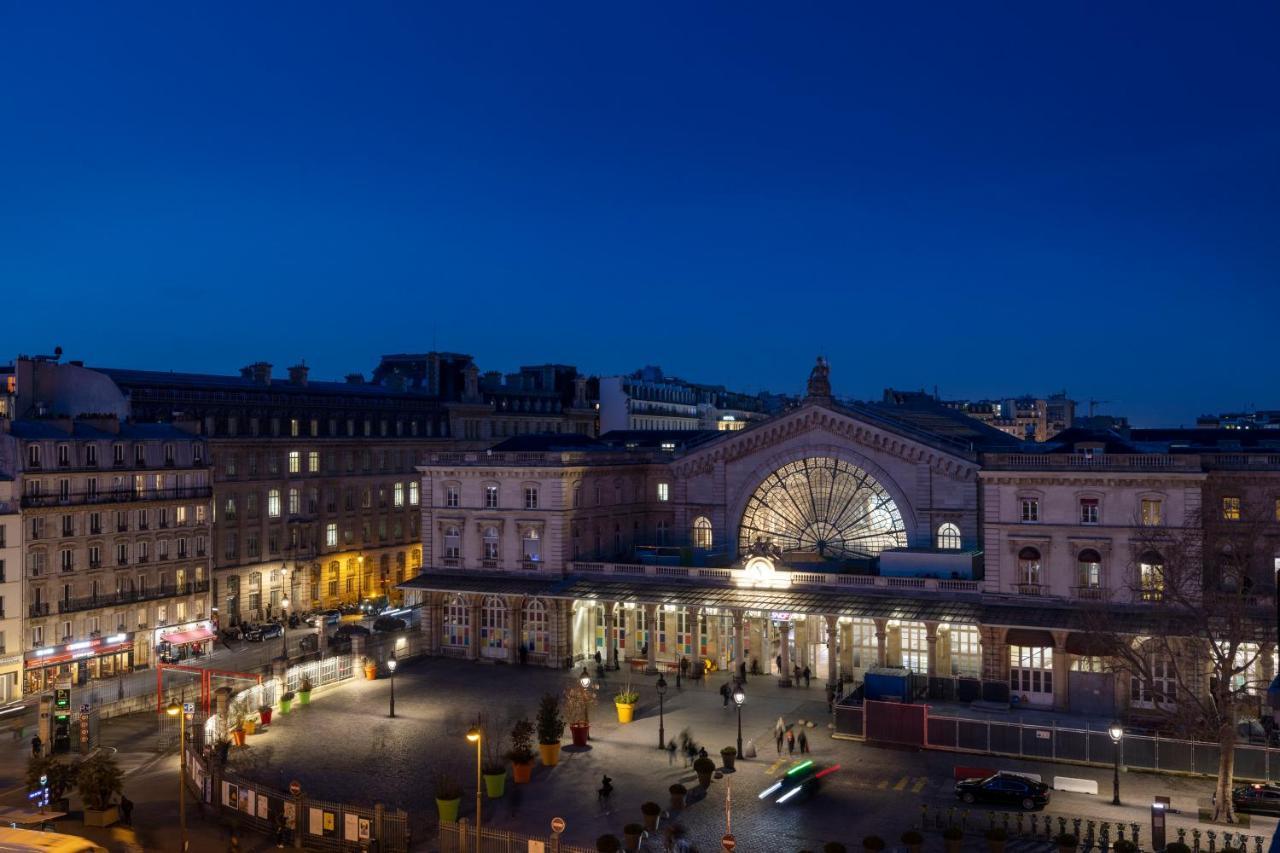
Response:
[436,797,460,823]
[280,698,293,715]
[484,772,507,798]
[298,690,311,706]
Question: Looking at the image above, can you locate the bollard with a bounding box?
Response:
[1131,823,1140,848]
[1176,828,1186,844]
[1254,836,1263,853]
[1206,829,1217,853]
[1192,828,1201,853]
[1117,823,1126,841]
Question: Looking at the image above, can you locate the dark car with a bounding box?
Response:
[373,615,407,633]
[244,623,284,642]
[307,609,342,627]
[955,773,1050,810]
[333,623,371,639]
[1232,783,1280,816]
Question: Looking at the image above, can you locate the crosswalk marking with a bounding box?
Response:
[766,758,786,775]
[893,776,908,791]
[911,777,927,793]
[876,779,888,790]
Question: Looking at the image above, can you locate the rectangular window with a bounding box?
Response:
[308,451,319,473]
[1140,499,1162,526]
[86,444,97,466]
[1222,496,1241,521]
[409,482,420,506]
[1020,498,1039,523]
[657,482,670,502]
[290,418,299,437]
[288,488,300,516]
[326,523,337,547]
[485,485,499,509]
[524,486,538,510]
[393,483,404,508]
[446,485,460,508]
[1079,498,1099,525]
[288,451,300,474]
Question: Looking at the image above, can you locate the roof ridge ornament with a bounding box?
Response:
[805,356,832,402]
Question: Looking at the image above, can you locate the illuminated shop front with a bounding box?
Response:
[155,620,217,664]
[24,633,135,693]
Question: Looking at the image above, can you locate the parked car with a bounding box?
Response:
[955,772,1050,810]
[333,623,371,639]
[1232,783,1280,816]
[243,623,284,642]
[373,615,407,633]
[307,609,342,627]
[360,596,390,616]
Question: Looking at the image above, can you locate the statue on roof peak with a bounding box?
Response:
[806,356,832,400]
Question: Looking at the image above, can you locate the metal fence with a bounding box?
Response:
[438,821,595,853]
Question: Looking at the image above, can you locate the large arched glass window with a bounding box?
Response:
[523,598,548,653]
[1076,549,1102,591]
[483,526,500,560]
[739,457,907,560]
[692,517,713,549]
[1138,550,1164,601]
[444,595,469,646]
[481,596,508,654]
[1017,547,1042,588]
[936,523,961,550]
[443,525,461,559]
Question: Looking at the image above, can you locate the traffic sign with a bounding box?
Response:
[722,834,736,851]
[289,780,302,796]
[183,702,195,715]
[550,816,565,834]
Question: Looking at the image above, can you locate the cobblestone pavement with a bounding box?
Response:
[223,657,1279,851]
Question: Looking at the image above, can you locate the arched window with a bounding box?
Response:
[523,598,549,654]
[1076,549,1102,592]
[443,525,461,559]
[1017,547,1042,588]
[692,516,713,549]
[522,528,541,562]
[936,523,961,550]
[483,527,500,560]
[443,595,469,647]
[481,596,508,655]
[1138,550,1164,601]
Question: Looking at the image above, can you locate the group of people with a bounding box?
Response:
[774,716,811,756]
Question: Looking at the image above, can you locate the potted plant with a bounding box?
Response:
[825,845,850,853]
[77,753,123,827]
[482,729,508,798]
[228,698,249,746]
[986,827,1007,853]
[1166,844,1191,853]
[640,801,662,832]
[862,837,886,853]
[279,690,296,715]
[242,715,256,737]
[563,681,597,747]
[943,826,964,853]
[298,675,313,705]
[536,693,564,766]
[720,746,737,771]
[669,782,687,811]
[614,682,639,724]
[623,825,644,850]
[1055,833,1078,853]
[258,703,273,726]
[508,718,536,783]
[596,835,621,853]
[901,831,923,853]
[693,755,716,787]
[434,772,462,823]
[27,756,76,813]
[362,656,378,680]
[1112,842,1137,853]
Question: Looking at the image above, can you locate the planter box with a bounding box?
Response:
[436,797,460,823]
[615,702,635,724]
[259,708,273,725]
[83,805,118,827]
[298,691,311,706]
[512,761,533,784]
[484,772,507,798]
[538,742,561,766]
[569,724,589,747]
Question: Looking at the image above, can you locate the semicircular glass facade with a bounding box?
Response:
[738,457,908,560]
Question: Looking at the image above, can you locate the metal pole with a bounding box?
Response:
[179,713,187,851]
[1112,739,1121,805]
[736,703,743,756]
[474,737,482,853]
[389,670,395,718]
[658,692,665,750]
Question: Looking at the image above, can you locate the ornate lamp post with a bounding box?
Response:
[280,594,290,659]
[465,726,482,853]
[656,674,667,750]
[732,685,745,757]
[1107,721,1124,805]
[579,667,592,689]
[165,700,188,852]
[387,657,397,718]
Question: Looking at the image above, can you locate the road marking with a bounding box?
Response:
[892,776,908,791]
[766,758,786,775]
[911,777,927,793]
[876,779,888,790]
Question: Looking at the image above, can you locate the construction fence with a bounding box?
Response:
[438,821,595,853]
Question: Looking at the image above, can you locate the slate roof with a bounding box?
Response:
[7,420,202,441]
[97,367,436,400]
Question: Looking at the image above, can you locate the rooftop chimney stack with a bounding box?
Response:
[288,363,309,387]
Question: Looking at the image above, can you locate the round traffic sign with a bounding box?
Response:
[722,834,736,851]
[550,816,565,834]
[289,780,302,796]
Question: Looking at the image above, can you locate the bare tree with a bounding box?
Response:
[1090,496,1272,823]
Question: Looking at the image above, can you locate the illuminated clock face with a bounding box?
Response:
[745,557,774,581]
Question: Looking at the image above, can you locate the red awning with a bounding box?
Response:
[159,626,216,646]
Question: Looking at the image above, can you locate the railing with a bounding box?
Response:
[1073,586,1106,600]
[566,562,983,593]
[28,603,49,617]
[20,486,213,509]
[54,580,211,615]
[983,453,1201,471]
[1015,583,1045,596]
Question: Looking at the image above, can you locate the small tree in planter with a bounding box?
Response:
[668,782,687,812]
[986,827,1008,853]
[640,801,662,832]
[536,693,565,766]
[563,681,598,747]
[862,836,886,853]
[298,675,314,705]
[1055,833,1078,853]
[595,835,621,853]
[942,826,964,853]
[693,755,716,787]
[27,756,77,812]
[257,703,273,727]
[77,752,123,827]
[482,724,509,799]
[900,830,923,853]
[434,771,462,823]
[614,681,639,724]
[279,690,296,714]
[507,718,536,783]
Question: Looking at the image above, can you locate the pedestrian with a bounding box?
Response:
[826,688,835,714]
[803,665,811,688]
[30,734,41,757]
[519,645,528,666]
[720,682,730,707]
[798,730,809,754]
[594,649,602,667]
[738,661,747,682]
[786,729,796,755]
[119,793,134,826]
[698,746,708,760]
[775,728,784,755]
[275,810,288,847]
[751,658,760,676]
[775,654,782,674]
[793,664,801,684]
[666,740,676,765]
[680,656,689,679]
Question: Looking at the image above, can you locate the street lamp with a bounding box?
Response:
[656,674,667,750]
[465,726,482,853]
[165,700,188,852]
[1108,721,1124,805]
[280,594,290,660]
[387,657,397,718]
[732,685,746,758]
[579,667,592,689]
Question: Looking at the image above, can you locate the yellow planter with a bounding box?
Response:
[538,742,561,766]
[615,702,636,724]
[242,719,256,736]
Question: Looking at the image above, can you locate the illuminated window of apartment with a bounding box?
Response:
[485,485,499,509]
[657,482,670,502]
[1138,551,1164,601]
[409,482,420,506]
[288,489,300,515]
[1019,498,1038,523]
[1140,499,1162,526]
[936,523,961,550]
[325,523,337,547]
[288,451,300,474]
[308,451,319,473]
[1222,496,1241,521]
[393,483,404,508]
[290,418,299,437]
[1079,498,1099,525]
[267,489,281,519]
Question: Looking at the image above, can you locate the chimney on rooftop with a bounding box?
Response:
[345,373,365,385]
[288,363,309,387]
[240,362,272,385]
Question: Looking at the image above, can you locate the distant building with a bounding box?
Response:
[1196,410,1280,430]
[885,389,1077,442]
[599,366,784,433]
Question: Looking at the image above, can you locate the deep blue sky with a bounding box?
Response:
[2,4,1277,426]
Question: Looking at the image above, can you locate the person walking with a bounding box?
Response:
[666,740,676,765]
[30,734,41,757]
[786,728,796,755]
[720,682,730,708]
[798,730,809,754]
[802,665,811,688]
[774,727,784,755]
[826,688,836,715]
[274,811,288,848]
[119,793,134,826]
[775,654,782,674]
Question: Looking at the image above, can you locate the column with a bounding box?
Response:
[732,609,745,675]
[874,618,888,668]
[606,602,618,669]
[925,621,940,678]
[507,597,523,665]
[645,605,658,674]
[426,593,441,656]
[467,599,481,661]
[778,621,793,686]
[798,618,810,670]
[1051,630,1071,712]
[824,614,839,689]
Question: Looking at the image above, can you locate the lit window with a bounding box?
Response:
[1079,498,1099,525]
[657,482,670,502]
[485,485,499,509]
[1222,497,1241,521]
[1139,551,1164,601]
[522,528,541,561]
[290,419,299,437]
[267,489,281,519]
[325,523,337,547]
[308,451,319,473]
[936,523,961,550]
[409,482,419,506]
[1140,499,1162,526]
[288,488,299,515]
[288,451,300,474]
[393,483,404,508]
[692,517,713,549]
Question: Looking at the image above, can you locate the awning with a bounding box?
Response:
[160,626,216,646]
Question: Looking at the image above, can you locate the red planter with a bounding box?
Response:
[259,708,273,726]
[569,723,590,747]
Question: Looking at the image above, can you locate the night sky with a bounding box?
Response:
[2,4,1277,426]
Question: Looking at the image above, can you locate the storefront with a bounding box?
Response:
[24,634,135,694]
[155,620,216,665]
